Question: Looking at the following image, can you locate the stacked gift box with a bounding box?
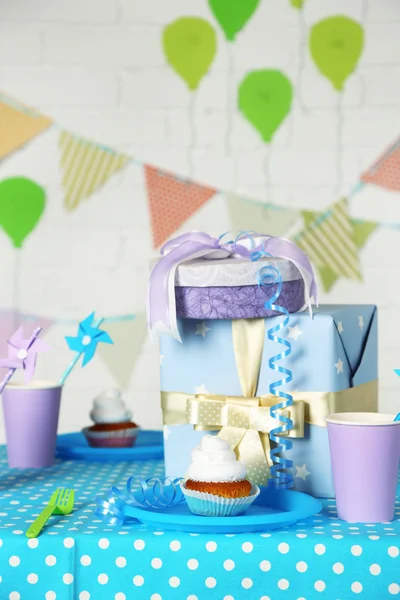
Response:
[149,233,378,498]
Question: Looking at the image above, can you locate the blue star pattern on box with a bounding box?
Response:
[65,312,113,366]
[161,305,378,497]
[195,321,210,338]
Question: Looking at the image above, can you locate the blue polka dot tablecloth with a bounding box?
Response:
[0,446,398,600]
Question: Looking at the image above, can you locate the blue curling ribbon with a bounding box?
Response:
[94,477,185,526]
[253,253,294,490]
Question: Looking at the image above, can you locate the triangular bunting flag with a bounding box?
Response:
[59,132,131,211]
[361,139,400,191]
[301,208,377,292]
[227,195,299,236]
[97,314,147,391]
[352,220,379,249]
[144,165,217,248]
[0,100,52,160]
[0,311,54,380]
[295,198,363,287]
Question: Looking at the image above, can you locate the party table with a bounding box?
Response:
[0,444,398,600]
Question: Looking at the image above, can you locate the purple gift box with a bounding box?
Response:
[148,232,317,342]
[174,256,305,320]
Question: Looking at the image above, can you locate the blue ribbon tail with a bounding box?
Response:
[94,477,185,525]
[255,261,294,490]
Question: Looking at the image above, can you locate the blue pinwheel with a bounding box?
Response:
[65,312,112,366]
[60,313,113,384]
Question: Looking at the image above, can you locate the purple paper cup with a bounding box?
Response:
[326,412,400,523]
[2,381,62,468]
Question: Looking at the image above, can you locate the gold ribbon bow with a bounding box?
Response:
[161,318,378,486]
[164,319,303,485]
[186,393,304,485]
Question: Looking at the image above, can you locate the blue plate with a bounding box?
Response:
[56,431,164,461]
[124,486,322,533]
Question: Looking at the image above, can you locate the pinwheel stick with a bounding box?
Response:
[59,317,103,386]
[0,327,43,394]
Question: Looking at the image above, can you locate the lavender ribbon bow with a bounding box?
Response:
[147,232,318,342]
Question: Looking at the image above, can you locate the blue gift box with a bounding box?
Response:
[160,305,378,498]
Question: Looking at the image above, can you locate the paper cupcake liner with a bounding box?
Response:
[181,483,260,517]
[82,426,140,448]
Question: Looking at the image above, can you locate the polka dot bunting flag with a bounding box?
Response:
[144,165,217,248]
[361,138,400,192]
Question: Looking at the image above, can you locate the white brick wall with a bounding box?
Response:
[0,0,117,22]
[0,0,399,443]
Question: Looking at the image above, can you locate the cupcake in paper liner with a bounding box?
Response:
[182,435,260,517]
[82,389,139,448]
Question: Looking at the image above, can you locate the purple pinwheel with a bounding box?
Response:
[0,326,50,388]
[65,312,113,367]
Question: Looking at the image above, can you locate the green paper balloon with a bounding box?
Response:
[238,70,293,143]
[209,0,260,41]
[163,17,217,91]
[0,177,45,248]
[309,16,364,91]
[290,0,305,8]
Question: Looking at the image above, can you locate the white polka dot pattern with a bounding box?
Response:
[187,558,198,570]
[151,558,162,569]
[0,453,398,599]
[351,581,363,593]
[169,576,180,588]
[332,562,344,574]
[260,560,271,572]
[278,542,290,554]
[389,583,400,595]
[296,561,307,573]
[351,544,363,556]
[278,578,289,590]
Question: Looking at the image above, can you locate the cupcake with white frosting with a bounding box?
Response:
[182,435,259,516]
[83,389,139,448]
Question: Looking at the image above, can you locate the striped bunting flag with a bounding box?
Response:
[295,198,362,283]
[59,132,130,211]
[301,208,377,292]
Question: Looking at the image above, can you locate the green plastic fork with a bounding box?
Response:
[26,488,75,538]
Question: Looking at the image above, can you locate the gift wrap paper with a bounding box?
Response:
[174,255,305,319]
[160,305,378,498]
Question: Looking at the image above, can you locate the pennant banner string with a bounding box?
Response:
[16,312,137,326]
[1,92,400,231]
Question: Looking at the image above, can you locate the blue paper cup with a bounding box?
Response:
[182,483,260,517]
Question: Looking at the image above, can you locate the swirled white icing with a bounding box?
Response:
[90,389,132,424]
[187,435,247,482]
